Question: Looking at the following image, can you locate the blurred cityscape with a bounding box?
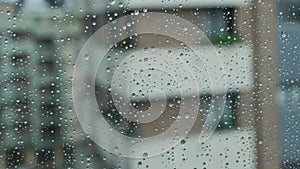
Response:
[0,0,299,169]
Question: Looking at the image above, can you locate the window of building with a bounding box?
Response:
[6,147,25,168]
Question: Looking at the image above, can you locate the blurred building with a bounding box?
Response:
[1,0,298,169]
[91,0,281,169]
[0,1,97,168]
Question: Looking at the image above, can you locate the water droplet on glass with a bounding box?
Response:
[181,140,186,144]
[143,152,148,157]
[143,8,148,13]
[84,54,90,60]
[114,146,119,151]
[184,113,190,119]
[109,0,116,5]
[183,26,188,32]
[281,31,286,38]
[134,10,139,15]
[177,115,182,119]
[118,2,124,7]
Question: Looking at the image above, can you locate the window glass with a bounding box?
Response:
[0,0,299,168]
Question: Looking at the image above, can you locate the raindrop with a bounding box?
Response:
[143,8,148,13]
[181,140,186,144]
[134,10,140,15]
[114,146,119,151]
[109,0,116,5]
[177,115,182,119]
[84,54,90,60]
[183,26,188,32]
[184,113,190,119]
[143,152,148,157]
[281,31,286,38]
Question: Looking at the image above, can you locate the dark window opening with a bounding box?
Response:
[63,143,75,168]
[40,104,60,116]
[10,31,31,41]
[40,83,57,97]
[38,60,55,75]
[11,53,28,67]
[36,38,54,50]
[15,98,30,113]
[6,147,25,167]
[41,124,60,139]
[13,121,30,134]
[36,148,55,164]
[200,92,238,130]
[45,0,64,8]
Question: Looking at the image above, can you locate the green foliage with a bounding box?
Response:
[210,33,241,45]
